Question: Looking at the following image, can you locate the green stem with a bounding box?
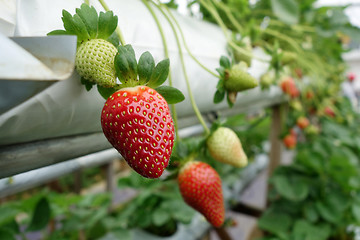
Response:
[84,0,90,5]
[141,0,180,142]
[263,28,302,54]
[154,1,210,135]
[162,4,220,78]
[212,0,243,33]
[98,0,126,45]
[199,0,266,62]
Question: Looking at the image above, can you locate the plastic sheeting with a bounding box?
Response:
[0,0,271,146]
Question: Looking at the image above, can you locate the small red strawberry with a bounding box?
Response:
[306,90,314,100]
[280,77,299,98]
[178,161,225,228]
[294,68,303,79]
[347,72,356,82]
[324,106,335,118]
[101,86,175,178]
[283,134,296,149]
[296,117,310,129]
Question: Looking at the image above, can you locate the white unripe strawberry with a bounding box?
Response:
[76,39,117,87]
[207,127,248,168]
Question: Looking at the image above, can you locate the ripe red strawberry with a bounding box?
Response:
[306,90,314,100]
[280,77,299,98]
[101,86,175,178]
[206,127,247,168]
[178,161,225,228]
[324,106,335,118]
[347,72,356,82]
[296,116,310,129]
[283,134,296,149]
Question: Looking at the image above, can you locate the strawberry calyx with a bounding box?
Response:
[214,55,258,107]
[48,4,118,47]
[108,44,185,104]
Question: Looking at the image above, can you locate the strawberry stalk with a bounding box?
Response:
[159,2,220,79]
[198,0,266,63]
[141,0,180,141]
[155,1,211,136]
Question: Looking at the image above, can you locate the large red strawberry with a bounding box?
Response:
[101,86,175,178]
[178,161,225,227]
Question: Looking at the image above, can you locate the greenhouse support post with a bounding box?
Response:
[73,169,83,194]
[267,104,283,183]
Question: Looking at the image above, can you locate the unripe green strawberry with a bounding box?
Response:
[76,39,117,87]
[48,4,119,88]
[178,161,225,228]
[304,124,320,135]
[224,63,258,92]
[207,127,248,168]
[260,72,275,89]
[281,51,296,65]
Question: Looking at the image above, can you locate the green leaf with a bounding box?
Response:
[0,228,16,240]
[62,10,90,42]
[303,204,318,223]
[26,197,51,232]
[97,85,118,100]
[97,11,118,40]
[86,219,107,239]
[98,229,132,240]
[315,200,340,224]
[147,59,170,88]
[219,56,231,69]
[47,29,69,36]
[292,220,331,240]
[352,202,360,223]
[213,89,225,104]
[115,45,138,84]
[107,31,120,47]
[258,208,292,237]
[271,0,299,25]
[216,67,225,77]
[152,208,170,226]
[0,207,18,226]
[138,52,155,85]
[155,86,185,104]
[272,174,309,201]
[76,4,98,39]
[81,77,95,91]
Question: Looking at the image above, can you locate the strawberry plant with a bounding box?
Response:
[49,3,185,179]
[116,172,196,237]
[258,99,360,240]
